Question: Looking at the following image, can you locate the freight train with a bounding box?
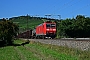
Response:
[17,21,56,39]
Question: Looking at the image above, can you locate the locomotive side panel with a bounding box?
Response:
[43,23,46,35]
[36,24,45,36]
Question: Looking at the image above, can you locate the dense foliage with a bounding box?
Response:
[0,19,19,46]
[57,15,90,38]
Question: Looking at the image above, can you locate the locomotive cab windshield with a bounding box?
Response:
[46,24,56,28]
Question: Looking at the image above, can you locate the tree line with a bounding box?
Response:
[56,15,90,38]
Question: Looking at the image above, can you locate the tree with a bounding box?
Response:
[0,19,19,46]
[57,15,90,38]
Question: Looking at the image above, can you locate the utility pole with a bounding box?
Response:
[27,14,29,39]
[57,15,61,20]
[27,14,29,30]
[45,14,51,19]
[45,15,48,18]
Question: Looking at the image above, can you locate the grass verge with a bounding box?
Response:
[0,39,90,60]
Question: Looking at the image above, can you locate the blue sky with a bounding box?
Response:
[0,0,90,19]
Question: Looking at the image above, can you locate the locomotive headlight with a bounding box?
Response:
[46,29,49,31]
[53,29,56,31]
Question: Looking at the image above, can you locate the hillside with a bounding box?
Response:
[9,16,44,32]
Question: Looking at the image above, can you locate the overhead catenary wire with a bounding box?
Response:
[65,4,90,17]
[72,4,90,13]
[58,0,82,11]
[53,0,75,13]
[29,0,89,19]
[52,0,76,19]
[57,0,75,11]
[46,0,76,19]
[53,0,90,19]
[35,0,77,19]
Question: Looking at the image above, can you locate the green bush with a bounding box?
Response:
[0,19,19,46]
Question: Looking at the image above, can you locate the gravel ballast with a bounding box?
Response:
[26,39,90,51]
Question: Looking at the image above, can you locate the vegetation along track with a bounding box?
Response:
[24,45,55,60]
[13,40,55,60]
[23,38,90,51]
[14,47,27,60]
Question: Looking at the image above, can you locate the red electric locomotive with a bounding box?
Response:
[35,21,56,39]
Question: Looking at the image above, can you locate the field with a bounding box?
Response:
[0,39,90,60]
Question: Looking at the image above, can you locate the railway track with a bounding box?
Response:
[22,38,90,51]
[23,38,90,41]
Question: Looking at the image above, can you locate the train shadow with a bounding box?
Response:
[21,40,30,46]
[12,44,21,47]
[0,43,21,48]
[13,41,30,47]
[0,40,30,48]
